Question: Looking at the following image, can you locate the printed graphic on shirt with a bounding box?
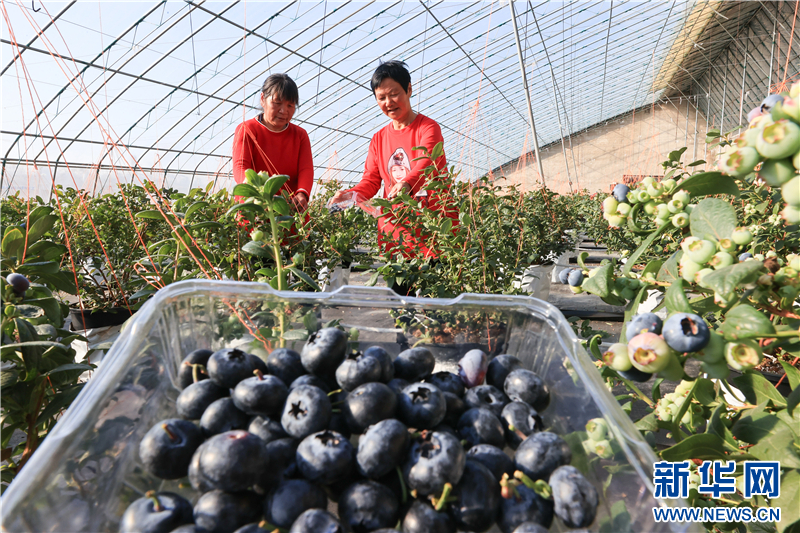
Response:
[387,148,411,184]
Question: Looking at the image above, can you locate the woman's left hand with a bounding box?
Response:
[292,192,309,213]
[388,181,411,198]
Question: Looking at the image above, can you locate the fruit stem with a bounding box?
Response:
[513,470,536,489]
[161,423,178,442]
[331,408,341,413]
[616,374,655,407]
[433,483,453,511]
[145,491,162,512]
[396,466,407,504]
[191,363,206,384]
[254,369,264,380]
[327,389,343,396]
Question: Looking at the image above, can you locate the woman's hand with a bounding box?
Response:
[291,191,309,213]
[329,189,350,205]
[388,181,411,198]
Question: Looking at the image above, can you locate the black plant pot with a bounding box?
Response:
[69,307,134,330]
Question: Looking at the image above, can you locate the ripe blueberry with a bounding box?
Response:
[504,369,549,412]
[498,483,553,533]
[120,491,193,533]
[342,382,397,433]
[193,490,262,533]
[207,348,257,389]
[514,432,572,481]
[176,379,228,420]
[397,382,447,429]
[404,430,466,496]
[188,430,268,493]
[401,500,455,533]
[281,384,332,439]
[247,415,288,444]
[500,401,543,449]
[427,371,465,397]
[296,430,354,484]
[264,479,328,529]
[363,345,395,382]
[486,355,523,390]
[356,418,409,479]
[199,397,249,436]
[139,419,203,479]
[449,460,502,532]
[289,509,343,533]
[549,465,599,528]
[177,349,213,390]
[466,444,514,482]
[457,407,505,448]
[6,273,30,296]
[662,312,710,353]
[567,269,584,287]
[335,351,382,391]
[393,346,435,381]
[267,348,306,385]
[338,481,400,533]
[301,327,348,384]
[232,372,288,417]
[464,384,509,417]
[625,312,663,341]
[458,349,488,388]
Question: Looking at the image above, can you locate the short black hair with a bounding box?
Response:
[261,73,299,105]
[370,60,411,95]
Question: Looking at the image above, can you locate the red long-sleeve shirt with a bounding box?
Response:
[348,114,452,258]
[232,116,313,197]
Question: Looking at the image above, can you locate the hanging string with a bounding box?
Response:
[315,0,327,105]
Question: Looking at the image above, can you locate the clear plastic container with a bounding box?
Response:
[1,281,696,532]
[326,190,381,217]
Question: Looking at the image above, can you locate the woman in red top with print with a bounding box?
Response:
[330,61,451,270]
[232,74,313,212]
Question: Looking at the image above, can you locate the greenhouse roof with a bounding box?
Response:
[2,0,724,195]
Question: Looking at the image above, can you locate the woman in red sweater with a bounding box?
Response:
[232,74,313,212]
[330,61,450,276]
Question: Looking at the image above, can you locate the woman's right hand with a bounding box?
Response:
[330,189,349,205]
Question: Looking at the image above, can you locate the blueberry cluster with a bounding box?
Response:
[653,381,707,431]
[122,328,600,533]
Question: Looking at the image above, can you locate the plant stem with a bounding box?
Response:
[618,376,655,407]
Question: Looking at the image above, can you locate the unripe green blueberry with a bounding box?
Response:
[709,251,734,270]
[681,236,700,253]
[720,146,761,177]
[642,176,656,187]
[773,267,797,285]
[756,119,800,159]
[725,340,762,371]
[685,203,695,215]
[693,331,725,364]
[607,215,625,228]
[744,114,774,146]
[628,332,673,373]
[620,287,636,300]
[636,190,651,203]
[793,149,800,170]
[789,254,800,270]
[731,227,753,246]
[626,190,638,204]
[647,182,664,198]
[250,229,265,242]
[667,199,685,213]
[686,239,717,265]
[594,439,613,459]
[782,204,800,224]
[654,217,670,228]
[642,200,657,215]
[782,176,800,206]
[672,190,691,205]
[570,285,583,294]
[4,304,16,317]
[617,203,632,216]
[585,418,609,441]
[778,285,800,309]
[759,157,797,186]
[655,203,670,220]
[602,343,632,371]
[603,196,619,214]
[681,258,704,284]
[716,238,736,254]
[700,359,730,379]
[696,268,714,288]
[672,212,689,228]
[662,179,677,194]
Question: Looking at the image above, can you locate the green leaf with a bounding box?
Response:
[641,260,664,279]
[232,183,261,199]
[719,305,776,341]
[263,175,290,197]
[188,221,223,231]
[22,297,62,325]
[635,412,659,432]
[660,433,728,460]
[668,147,688,162]
[288,267,321,292]
[12,318,43,373]
[779,361,800,390]
[787,387,800,417]
[135,209,166,220]
[26,241,67,262]
[241,241,275,260]
[129,288,157,300]
[732,371,786,407]
[676,171,739,198]
[656,251,681,283]
[26,205,54,223]
[664,279,693,314]
[2,227,25,259]
[282,329,309,341]
[223,202,265,219]
[774,470,800,532]
[0,341,69,354]
[17,261,60,276]
[43,363,92,376]
[576,252,589,270]
[37,271,77,295]
[693,377,717,406]
[707,403,737,449]
[581,263,613,298]
[25,214,58,243]
[702,261,765,301]
[272,197,291,216]
[689,198,738,241]
[35,384,84,425]
[184,201,208,221]
[622,221,674,275]
[303,311,319,333]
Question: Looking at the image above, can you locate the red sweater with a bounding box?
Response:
[232,116,313,197]
[349,114,451,258]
